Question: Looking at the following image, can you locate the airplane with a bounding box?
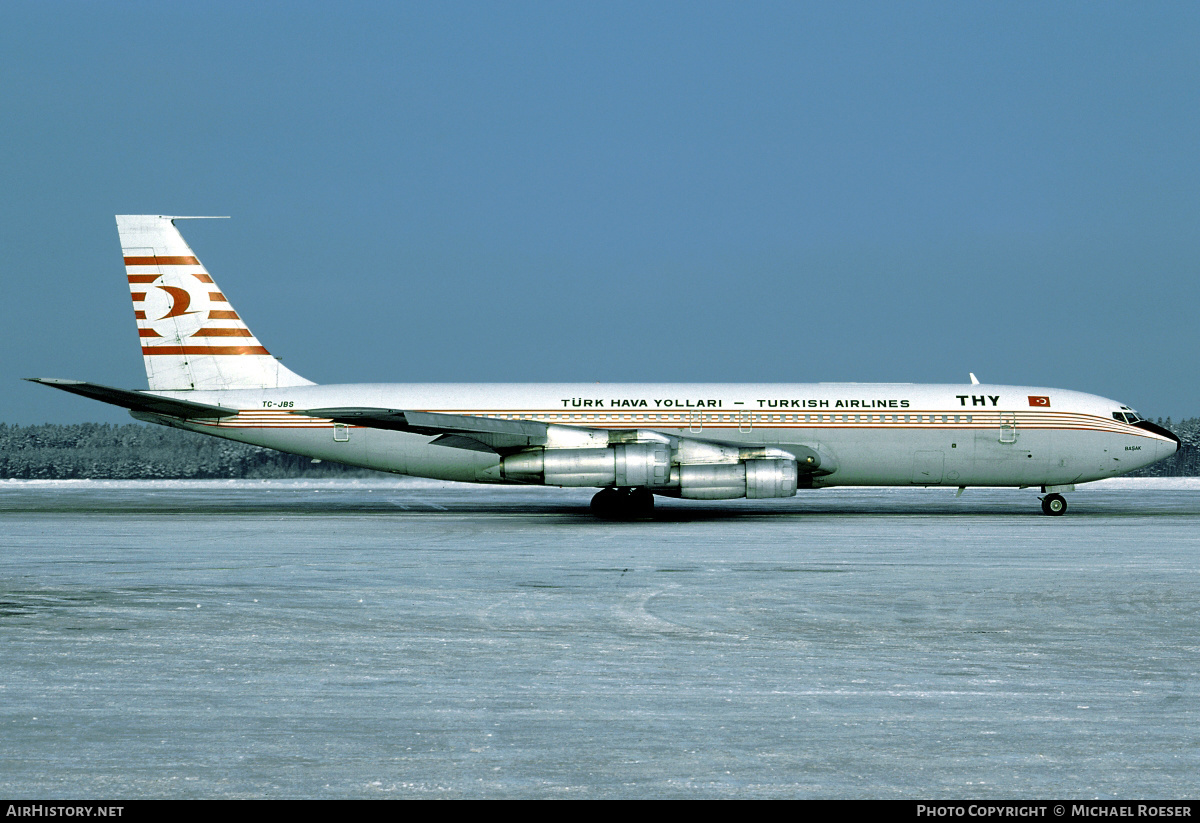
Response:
[28,215,1180,518]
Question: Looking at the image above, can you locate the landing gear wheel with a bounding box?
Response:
[627,488,655,518]
[1041,493,1067,516]
[590,488,655,520]
[590,487,623,518]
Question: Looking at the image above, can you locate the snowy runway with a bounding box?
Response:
[1,479,1197,798]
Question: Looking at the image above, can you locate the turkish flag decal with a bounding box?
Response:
[1028,396,1050,407]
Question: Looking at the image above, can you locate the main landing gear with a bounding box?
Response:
[1040,493,1067,516]
[590,487,655,519]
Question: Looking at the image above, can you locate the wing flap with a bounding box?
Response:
[429,434,499,453]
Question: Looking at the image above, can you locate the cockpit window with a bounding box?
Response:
[1113,411,1144,424]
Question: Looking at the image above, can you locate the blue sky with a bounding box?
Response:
[4,1,1198,424]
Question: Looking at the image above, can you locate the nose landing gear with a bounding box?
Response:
[590,487,655,519]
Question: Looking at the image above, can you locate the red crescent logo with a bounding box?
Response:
[156,285,198,320]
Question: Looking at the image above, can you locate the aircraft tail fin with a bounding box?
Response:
[116,215,313,391]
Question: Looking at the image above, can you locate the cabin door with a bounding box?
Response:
[999,412,1018,444]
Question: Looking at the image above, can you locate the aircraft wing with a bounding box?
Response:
[295,407,554,452]
[292,406,829,474]
[26,378,239,420]
[300,408,545,437]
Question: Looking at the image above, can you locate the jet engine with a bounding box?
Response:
[501,443,673,488]
[500,437,815,500]
[673,457,799,499]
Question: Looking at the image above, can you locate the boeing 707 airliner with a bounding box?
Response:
[29,215,1180,517]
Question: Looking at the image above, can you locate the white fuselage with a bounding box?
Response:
[148,381,1176,489]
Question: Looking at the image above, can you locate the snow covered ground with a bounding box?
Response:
[0,480,1197,797]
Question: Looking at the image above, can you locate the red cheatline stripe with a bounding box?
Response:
[134,310,146,319]
[209,292,227,302]
[142,345,271,355]
[207,310,241,320]
[138,329,161,337]
[194,327,254,337]
[131,292,146,301]
[124,256,200,266]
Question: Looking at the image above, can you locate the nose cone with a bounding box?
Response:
[1161,439,1178,462]
[1133,420,1180,462]
[1159,431,1180,462]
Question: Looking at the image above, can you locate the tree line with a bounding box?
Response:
[1,419,1197,479]
[0,423,380,479]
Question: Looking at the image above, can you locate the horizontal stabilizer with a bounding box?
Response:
[26,378,238,420]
